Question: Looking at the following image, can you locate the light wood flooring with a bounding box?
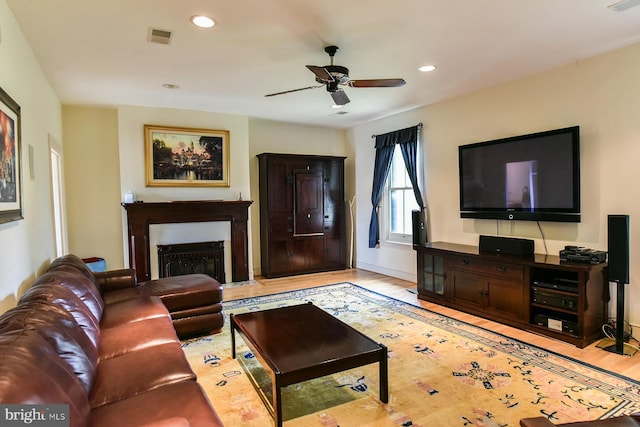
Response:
[225,268,640,380]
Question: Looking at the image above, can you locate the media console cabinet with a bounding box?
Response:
[414,241,609,348]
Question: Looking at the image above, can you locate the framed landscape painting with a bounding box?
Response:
[144,124,230,187]
[0,87,22,224]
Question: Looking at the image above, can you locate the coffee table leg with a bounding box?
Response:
[230,314,236,359]
[273,374,283,427]
[379,344,389,403]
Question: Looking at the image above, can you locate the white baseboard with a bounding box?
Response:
[356,261,417,283]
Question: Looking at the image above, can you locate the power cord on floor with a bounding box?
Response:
[602,319,640,353]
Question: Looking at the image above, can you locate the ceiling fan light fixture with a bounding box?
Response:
[419,65,436,73]
[330,89,350,106]
[190,15,215,28]
[331,104,343,109]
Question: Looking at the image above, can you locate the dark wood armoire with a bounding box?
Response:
[257,153,346,278]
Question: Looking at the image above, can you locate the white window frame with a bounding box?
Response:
[380,142,423,247]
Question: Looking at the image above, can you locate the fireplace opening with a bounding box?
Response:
[157,241,225,283]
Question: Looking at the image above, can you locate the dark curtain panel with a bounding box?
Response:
[368,125,424,248]
[368,145,395,248]
[399,138,425,209]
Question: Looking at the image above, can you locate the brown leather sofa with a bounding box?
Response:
[521,414,640,426]
[0,254,223,427]
[94,268,224,339]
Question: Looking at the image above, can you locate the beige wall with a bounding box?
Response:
[0,0,62,313]
[62,106,123,268]
[53,108,348,281]
[351,42,640,324]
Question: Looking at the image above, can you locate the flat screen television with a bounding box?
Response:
[458,126,580,223]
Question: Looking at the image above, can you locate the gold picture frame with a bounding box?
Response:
[145,124,230,187]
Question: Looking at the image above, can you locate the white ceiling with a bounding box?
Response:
[7,0,640,129]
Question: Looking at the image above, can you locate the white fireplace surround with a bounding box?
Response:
[149,222,231,282]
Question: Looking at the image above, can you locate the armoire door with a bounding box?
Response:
[293,168,324,236]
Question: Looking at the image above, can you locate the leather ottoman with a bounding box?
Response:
[96,270,224,339]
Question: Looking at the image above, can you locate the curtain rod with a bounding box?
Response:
[371,122,423,139]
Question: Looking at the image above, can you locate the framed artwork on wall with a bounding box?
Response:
[144,124,230,187]
[0,86,22,224]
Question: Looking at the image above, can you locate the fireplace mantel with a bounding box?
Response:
[122,200,253,282]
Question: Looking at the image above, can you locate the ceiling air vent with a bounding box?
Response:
[608,0,640,11]
[148,27,173,45]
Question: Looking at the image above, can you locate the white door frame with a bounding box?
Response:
[49,134,68,257]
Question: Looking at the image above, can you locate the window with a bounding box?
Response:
[384,144,419,244]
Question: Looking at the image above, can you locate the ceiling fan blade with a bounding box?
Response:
[348,78,406,88]
[330,89,350,106]
[306,65,334,82]
[265,85,323,97]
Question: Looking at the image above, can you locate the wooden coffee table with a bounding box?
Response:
[230,302,388,427]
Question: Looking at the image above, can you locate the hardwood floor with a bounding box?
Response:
[224,268,640,380]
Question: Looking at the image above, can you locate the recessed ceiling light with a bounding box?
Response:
[419,65,436,73]
[190,15,215,28]
[162,83,180,89]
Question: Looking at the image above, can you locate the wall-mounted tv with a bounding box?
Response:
[459,126,580,223]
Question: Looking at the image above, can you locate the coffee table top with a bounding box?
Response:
[231,302,383,375]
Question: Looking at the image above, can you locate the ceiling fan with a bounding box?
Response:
[265,45,406,106]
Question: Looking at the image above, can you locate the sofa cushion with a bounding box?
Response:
[89,342,196,408]
[19,282,101,349]
[103,274,223,311]
[35,269,105,323]
[0,302,99,394]
[137,274,223,312]
[89,381,222,427]
[49,254,102,287]
[171,305,224,339]
[100,296,170,329]
[101,286,140,305]
[99,316,180,359]
[0,330,91,427]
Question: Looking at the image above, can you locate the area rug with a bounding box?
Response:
[181,282,640,426]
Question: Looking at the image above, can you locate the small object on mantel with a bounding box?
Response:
[124,190,135,204]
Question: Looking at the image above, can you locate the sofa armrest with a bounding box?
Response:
[520,418,556,427]
[93,268,137,293]
[139,418,190,427]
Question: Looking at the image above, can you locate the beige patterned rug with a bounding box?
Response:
[181,283,640,426]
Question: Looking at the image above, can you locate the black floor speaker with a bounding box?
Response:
[603,214,631,355]
[607,214,629,284]
[412,209,427,246]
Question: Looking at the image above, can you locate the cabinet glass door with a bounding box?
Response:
[421,253,445,296]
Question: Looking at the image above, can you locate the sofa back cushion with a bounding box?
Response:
[35,269,104,323]
[0,330,90,427]
[19,282,101,349]
[48,254,101,287]
[0,302,98,395]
